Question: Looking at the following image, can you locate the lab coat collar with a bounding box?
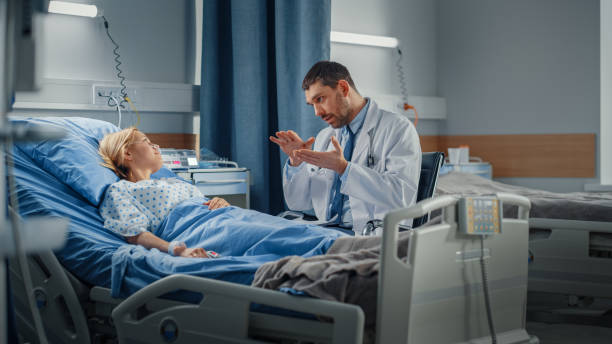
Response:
[346,98,370,136]
[358,98,381,136]
[350,98,382,163]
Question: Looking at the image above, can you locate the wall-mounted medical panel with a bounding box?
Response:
[369,94,446,120]
[13,78,200,113]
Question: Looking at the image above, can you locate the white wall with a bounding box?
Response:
[331,0,439,135]
[11,0,196,134]
[43,0,190,83]
[437,0,600,192]
[601,0,612,185]
[194,0,203,86]
[437,0,599,136]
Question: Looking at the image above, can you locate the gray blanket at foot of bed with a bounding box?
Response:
[437,172,612,222]
[251,232,412,330]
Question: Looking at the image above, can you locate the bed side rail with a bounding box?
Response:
[9,250,91,344]
[112,274,364,344]
[376,195,458,344]
[497,192,531,220]
[376,193,531,344]
[6,207,90,344]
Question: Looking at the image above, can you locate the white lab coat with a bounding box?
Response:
[283,99,422,234]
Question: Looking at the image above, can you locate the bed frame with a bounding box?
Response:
[528,218,612,300]
[9,194,536,344]
[9,251,364,343]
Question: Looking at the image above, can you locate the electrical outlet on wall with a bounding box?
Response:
[92,85,137,106]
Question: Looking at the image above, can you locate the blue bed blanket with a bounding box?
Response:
[9,117,344,299]
[113,201,341,297]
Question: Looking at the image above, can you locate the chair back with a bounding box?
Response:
[412,152,444,228]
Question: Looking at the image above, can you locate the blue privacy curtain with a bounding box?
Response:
[201,0,330,214]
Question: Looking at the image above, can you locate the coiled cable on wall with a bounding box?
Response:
[396,47,418,126]
[102,16,127,108]
[396,48,409,107]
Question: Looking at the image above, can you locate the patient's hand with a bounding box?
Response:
[204,197,230,210]
[176,246,208,258]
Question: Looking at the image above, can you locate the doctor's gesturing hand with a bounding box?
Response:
[269,130,315,166]
[294,136,348,175]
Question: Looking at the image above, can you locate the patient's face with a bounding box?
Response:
[305,80,351,129]
[126,131,163,172]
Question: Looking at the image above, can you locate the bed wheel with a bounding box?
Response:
[160,317,179,342]
[33,287,47,309]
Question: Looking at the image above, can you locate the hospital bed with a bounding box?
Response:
[7,117,535,343]
[437,172,612,305]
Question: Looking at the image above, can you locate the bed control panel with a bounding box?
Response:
[458,196,502,235]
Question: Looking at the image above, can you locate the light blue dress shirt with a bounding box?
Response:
[285,98,370,228]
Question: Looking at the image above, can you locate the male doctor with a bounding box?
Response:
[269,61,421,234]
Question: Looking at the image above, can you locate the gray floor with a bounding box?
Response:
[527,293,612,343]
[527,322,612,344]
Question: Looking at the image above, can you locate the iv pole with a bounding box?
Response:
[1,1,67,342]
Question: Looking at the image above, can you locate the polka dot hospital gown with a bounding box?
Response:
[100,178,203,237]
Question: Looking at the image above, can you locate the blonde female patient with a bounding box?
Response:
[98,127,229,259]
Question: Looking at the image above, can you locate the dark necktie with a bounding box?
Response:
[328,126,355,223]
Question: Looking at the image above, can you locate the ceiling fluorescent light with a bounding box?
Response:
[48,1,99,17]
[330,31,399,48]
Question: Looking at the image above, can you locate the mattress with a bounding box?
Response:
[437,172,612,222]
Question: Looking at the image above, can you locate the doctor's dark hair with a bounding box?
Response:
[98,127,139,180]
[302,61,359,93]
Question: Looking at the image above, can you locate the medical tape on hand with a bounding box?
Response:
[168,241,186,256]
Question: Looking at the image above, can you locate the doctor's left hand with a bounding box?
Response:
[294,136,348,175]
[204,197,230,210]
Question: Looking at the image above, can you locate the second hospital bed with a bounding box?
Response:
[437,172,612,302]
[7,117,535,343]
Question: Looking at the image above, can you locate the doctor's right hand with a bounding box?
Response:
[269,130,315,166]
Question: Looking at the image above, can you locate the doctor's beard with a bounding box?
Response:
[328,93,351,128]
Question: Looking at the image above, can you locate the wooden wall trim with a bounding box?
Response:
[146,133,197,151]
[146,133,595,178]
[419,135,440,153]
[420,134,595,178]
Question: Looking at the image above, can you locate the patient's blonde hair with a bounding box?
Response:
[99,127,139,179]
